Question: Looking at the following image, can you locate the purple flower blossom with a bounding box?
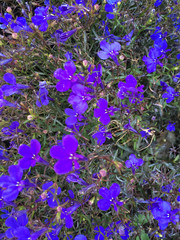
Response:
[117,75,144,103]
[18,139,48,169]
[50,135,87,175]
[94,98,118,125]
[87,64,103,88]
[140,128,151,138]
[68,84,93,114]
[65,108,85,126]
[154,0,163,7]
[32,6,57,32]
[66,173,88,186]
[74,235,87,240]
[122,30,134,46]
[51,29,76,43]
[160,81,168,91]
[10,17,33,32]
[162,86,179,103]
[0,165,33,201]
[0,53,12,65]
[40,181,61,208]
[124,119,138,134]
[1,121,23,136]
[61,202,81,228]
[36,81,53,107]
[125,154,144,175]
[92,125,112,145]
[97,40,121,66]
[142,47,163,73]
[1,73,29,96]
[150,198,179,230]
[97,183,123,211]
[154,38,171,59]
[54,61,79,92]
[0,89,16,107]
[0,13,13,29]
[166,122,175,132]
[94,226,107,240]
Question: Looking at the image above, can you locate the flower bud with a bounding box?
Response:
[94,4,100,11]
[6,7,12,13]
[99,169,107,177]
[57,206,62,212]
[41,192,47,200]
[12,33,18,39]
[82,60,88,67]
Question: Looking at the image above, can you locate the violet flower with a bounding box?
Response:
[94,98,118,125]
[125,154,144,175]
[50,135,87,175]
[32,6,57,32]
[1,121,23,136]
[117,75,144,104]
[0,13,13,29]
[142,47,163,73]
[0,89,16,108]
[92,125,112,145]
[162,86,179,103]
[87,64,103,88]
[65,108,85,126]
[10,17,33,33]
[97,40,121,66]
[36,81,53,107]
[97,183,123,211]
[1,73,29,96]
[54,61,79,92]
[0,53,12,65]
[124,120,138,134]
[18,139,48,169]
[0,165,33,201]
[68,84,93,114]
[61,202,81,228]
[51,29,76,43]
[40,181,61,208]
[166,122,175,132]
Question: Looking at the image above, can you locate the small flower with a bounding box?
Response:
[162,86,179,103]
[166,122,175,132]
[61,202,81,228]
[51,29,76,43]
[18,139,48,169]
[97,183,123,211]
[36,81,53,107]
[125,154,144,175]
[1,73,29,96]
[94,98,118,125]
[50,135,87,175]
[1,121,23,136]
[92,125,112,145]
[97,40,121,65]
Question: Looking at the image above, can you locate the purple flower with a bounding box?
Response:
[1,73,29,96]
[1,121,23,136]
[97,183,123,211]
[66,173,88,186]
[10,17,33,32]
[40,181,61,208]
[32,6,57,32]
[125,154,144,175]
[97,40,121,66]
[36,81,53,107]
[0,13,13,29]
[54,61,79,92]
[166,122,175,132]
[0,165,33,201]
[160,81,168,91]
[68,84,93,114]
[65,108,85,126]
[0,89,16,107]
[94,226,107,240]
[122,30,134,46]
[162,86,179,103]
[173,72,180,83]
[150,198,179,230]
[61,202,81,228]
[117,75,144,103]
[124,119,138,134]
[142,47,163,73]
[154,38,171,59]
[94,98,118,125]
[18,139,48,169]
[92,125,112,145]
[140,128,151,138]
[74,235,87,240]
[154,0,163,7]
[51,29,76,43]
[50,135,87,175]
[87,64,103,88]
[0,53,12,65]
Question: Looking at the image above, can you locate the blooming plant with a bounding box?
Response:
[0,0,179,239]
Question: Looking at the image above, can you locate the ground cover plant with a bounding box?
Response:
[0,0,179,239]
